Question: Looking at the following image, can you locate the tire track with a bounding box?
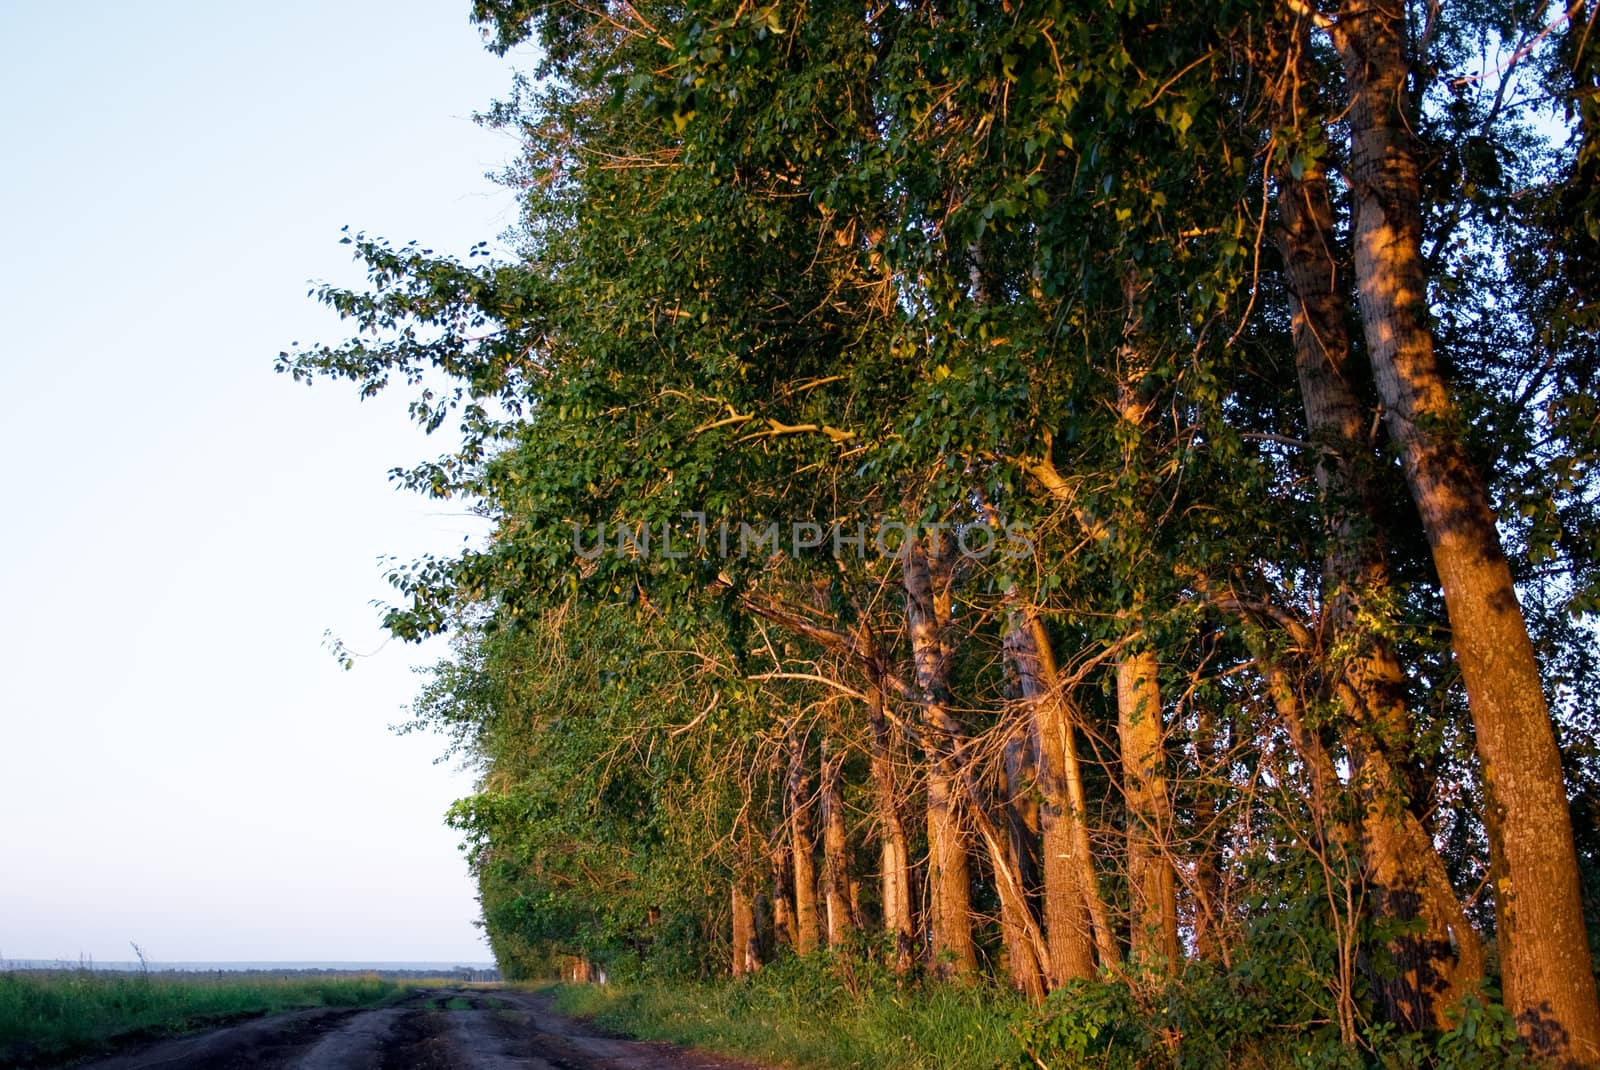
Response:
[69,987,766,1070]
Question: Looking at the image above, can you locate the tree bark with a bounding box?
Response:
[924,767,976,978]
[771,862,796,952]
[1003,608,1102,983]
[865,675,916,973]
[902,533,1049,994]
[820,735,855,947]
[1117,646,1180,976]
[1276,119,1483,1026]
[786,722,821,955]
[903,537,979,978]
[732,883,759,977]
[1334,1,1600,1059]
[996,738,1049,1001]
[912,547,1053,996]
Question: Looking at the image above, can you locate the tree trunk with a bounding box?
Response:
[971,806,1050,1000]
[821,735,855,947]
[865,676,916,973]
[1002,729,1041,896]
[1276,121,1483,1026]
[903,533,1049,992]
[771,860,796,952]
[1117,646,1180,976]
[1334,2,1600,1058]
[999,716,1046,996]
[1054,680,1121,971]
[786,724,821,956]
[960,784,1050,1000]
[924,768,976,978]
[732,883,758,977]
[1003,608,1101,984]
[996,740,1049,1002]
[1355,742,1486,1024]
[903,536,978,978]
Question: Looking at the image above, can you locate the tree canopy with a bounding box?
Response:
[284,1,1600,1065]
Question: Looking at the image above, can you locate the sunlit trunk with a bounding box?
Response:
[904,536,1049,995]
[865,675,916,973]
[1117,646,1180,976]
[1276,119,1483,1025]
[1334,2,1600,1058]
[771,857,796,952]
[820,735,855,947]
[996,740,1048,1002]
[786,722,821,955]
[924,769,975,978]
[732,883,758,977]
[903,537,978,978]
[1003,609,1101,984]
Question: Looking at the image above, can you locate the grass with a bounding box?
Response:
[0,968,403,1066]
[546,961,1028,1070]
[543,960,1542,1070]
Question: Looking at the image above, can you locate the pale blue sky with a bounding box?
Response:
[0,2,527,962]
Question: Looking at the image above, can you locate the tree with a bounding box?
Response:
[284,0,1600,1061]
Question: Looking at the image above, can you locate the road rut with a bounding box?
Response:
[72,988,764,1070]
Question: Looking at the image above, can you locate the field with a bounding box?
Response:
[0,968,401,1066]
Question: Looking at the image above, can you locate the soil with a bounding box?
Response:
[66,988,770,1070]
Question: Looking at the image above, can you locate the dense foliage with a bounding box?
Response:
[286,0,1600,1065]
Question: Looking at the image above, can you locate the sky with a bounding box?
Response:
[0,2,531,963]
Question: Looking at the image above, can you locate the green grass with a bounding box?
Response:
[546,962,1028,1070]
[542,960,1541,1070]
[0,969,403,1067]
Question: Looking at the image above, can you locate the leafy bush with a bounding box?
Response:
[1009,973,1532,1070]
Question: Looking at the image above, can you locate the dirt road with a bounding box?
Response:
[73,987,762,1070]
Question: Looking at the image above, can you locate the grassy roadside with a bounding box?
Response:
[0,970,403,1067]
[542,959,1540,1070]
[545,965,1026,1070]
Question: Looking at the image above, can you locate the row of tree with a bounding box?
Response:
[287,0,1600,1063]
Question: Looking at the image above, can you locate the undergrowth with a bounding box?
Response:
[546,951,1537,1070]
[549,954,1020,1070]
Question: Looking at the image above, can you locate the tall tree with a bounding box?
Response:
[1326,0,1600,1056]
